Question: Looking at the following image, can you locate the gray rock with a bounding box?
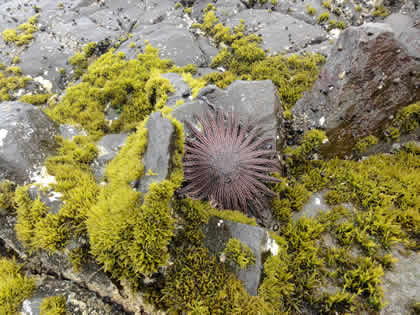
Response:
[292,191,330,222]
[380,245,420,315]
[226,9,329,54]
[59,124,85,141]
[28,186,63,215]
[173,80,283,145]
[0,101,59,185]
[202,216,278,296]
[136,112,175,194]
[160,73,192,106]
[292,23,420,157]
[122,23,207,66]
[191,0,246,23]
[91,133,129,181]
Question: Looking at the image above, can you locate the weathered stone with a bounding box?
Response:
[91,133,129,181]
[173,80,283,145]
[191,0,246,23]
[292,23,420,157]
[380,245,420,315]
[202,216,278,296]
[226,9,329,54]
[0,101,59,185]
[123,23,207,66]
[161,73,192,107]
[59,124,85,141]
[136,112,175,194]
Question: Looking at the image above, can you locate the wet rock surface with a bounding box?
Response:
[0,101,58,185]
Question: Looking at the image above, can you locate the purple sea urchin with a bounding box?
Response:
[180,109,281,214]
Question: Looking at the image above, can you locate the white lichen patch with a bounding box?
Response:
[315,197,321,205]
[319,116,325,126]
[0,129,8,146]
[97,145,109,157]
[34,76,53,93]
[29,166,56,187]
[264,232,279,256]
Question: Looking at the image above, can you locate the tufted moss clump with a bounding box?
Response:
[2,14,39,46]
[40,296,68,315]
[14,135,99,252]
[317,11,331,24]
[0,180,16,212]
[373,5,389,17]
[0,258,36,315]
[47,45,196,139]
[306,4,317,15]
[224,238,256,269]
[87,112,184,279]
[385,102,420,140]
[0,67,31,101]
[19,93,52,105]
[354,135,379,153]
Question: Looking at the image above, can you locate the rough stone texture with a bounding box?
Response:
[91,133,129,182]
[59,124,85,141]
[173,80,283,146]
[161,72,192,107]
[292,191,331,222]
[291,23,420,157]
[0,212,155,314]
[22,275,128,315]
[380,245,420,315]
[226,9,329,54]
[191,0,246,23]
[202,216,277,296]
[121,23,207,67]
[0,101,59,185]
[136,112,175,194]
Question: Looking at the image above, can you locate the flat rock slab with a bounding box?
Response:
[173,80,283,145]
[160,73,192,106]
[137,112,175,194]
[292,23,420,157]
[202,216,276,296]
[226,9,328,54]
[0,101,58,185]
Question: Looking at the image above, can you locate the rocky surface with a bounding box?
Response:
[0,101,58,185]
[291,23,420,157]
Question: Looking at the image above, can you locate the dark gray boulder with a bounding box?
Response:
[0,101,59,185]
[202,216,279,296]
[136,112,176,194]
[226,9,329,54]
[173,80,283,145]
[291,23,420,157]
[91,133,129,182]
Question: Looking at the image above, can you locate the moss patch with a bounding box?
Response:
[385,102,420,140]
[2,14,39,46]
[40,296,67,315]
[354,135,379,153]
[224,238,256,269]
[0,180,16,212]
[193,9,325,111]
[0,66,31,101]
[19,93,52,105]
[46,46,196,139]
[0,258,36,315]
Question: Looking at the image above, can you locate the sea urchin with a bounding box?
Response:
[180,109,281,214]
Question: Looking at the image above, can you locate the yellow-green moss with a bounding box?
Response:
[317,11,330,23]
[181,72,206,98]
[0,180,16,212]
[161,246,271,314]
[328,19,347,30]
[12,56,20,64]
[0,258,36,315]
[355,5,363,11]
[2,14,39,46]
[387,102,420,137]
[306,4,317,15]
[270,0,278,5]
[83,42,97,57]
[40,296,67,315]
[224,238,256,269]
[68,52,88,80]
[19,93,52,105]
[373,5,389,17]
[47,45,195,139]
[354,135,379,153]
[322,1,332,9]
[197,14,325,111]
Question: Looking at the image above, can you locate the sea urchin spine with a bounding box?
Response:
[180,109,281,214]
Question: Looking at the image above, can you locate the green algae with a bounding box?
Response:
[224,238,256,269]
[40,296,67,315]
[0,258,36,315]
[2,15,39,46]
